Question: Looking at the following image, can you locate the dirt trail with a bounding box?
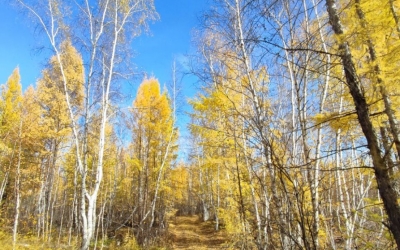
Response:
[168,215,229,249]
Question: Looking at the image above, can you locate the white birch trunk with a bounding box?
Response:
[12,121,23,247]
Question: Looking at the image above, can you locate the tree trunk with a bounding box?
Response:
[325,0,400,248]
[389,0,400,37]
[12,121,23,247]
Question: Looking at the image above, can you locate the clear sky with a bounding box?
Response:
[0,0,208,159]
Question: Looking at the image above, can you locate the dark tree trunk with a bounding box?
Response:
[326,0,400,248]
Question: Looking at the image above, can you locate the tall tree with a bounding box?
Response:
[128,78,177,244]
[0,68,23,207]
[325,0,400,248]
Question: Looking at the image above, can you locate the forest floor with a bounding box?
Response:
[167,214,229,249]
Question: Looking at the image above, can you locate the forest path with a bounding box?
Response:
[167,215,229,249]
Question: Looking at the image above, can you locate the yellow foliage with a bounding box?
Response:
[218,200,242,235]
[133,77,173,140]
[313,111,358,133]
[36,39,84,142]
[168,166,189,203]
[338,0,400,121]
[0,67,22,136]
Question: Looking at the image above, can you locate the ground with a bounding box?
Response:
[167,215,229,249]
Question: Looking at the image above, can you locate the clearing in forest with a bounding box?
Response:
[167,215,229,249]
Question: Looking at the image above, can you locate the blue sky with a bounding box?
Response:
[0,0,208,160]
[131,0,207,93]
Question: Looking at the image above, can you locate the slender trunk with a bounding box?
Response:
[80,172,89,250]
[44,165,53,240]
[381,126,396,176]
[301,1,320,247]
[233,124,246,225]
[0,172,9,205]
[261,167,270,246]
[335,131,352,249]
[312,0,330,246]
[389,0,400,37]
[197,147,209,222]
[58,189,67,245]
[12,121,23,248]
[68,163,79,245]
[48,165,61,242]
[241,94,262,247]
[215,162,220,231]
[37,161,46,239]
